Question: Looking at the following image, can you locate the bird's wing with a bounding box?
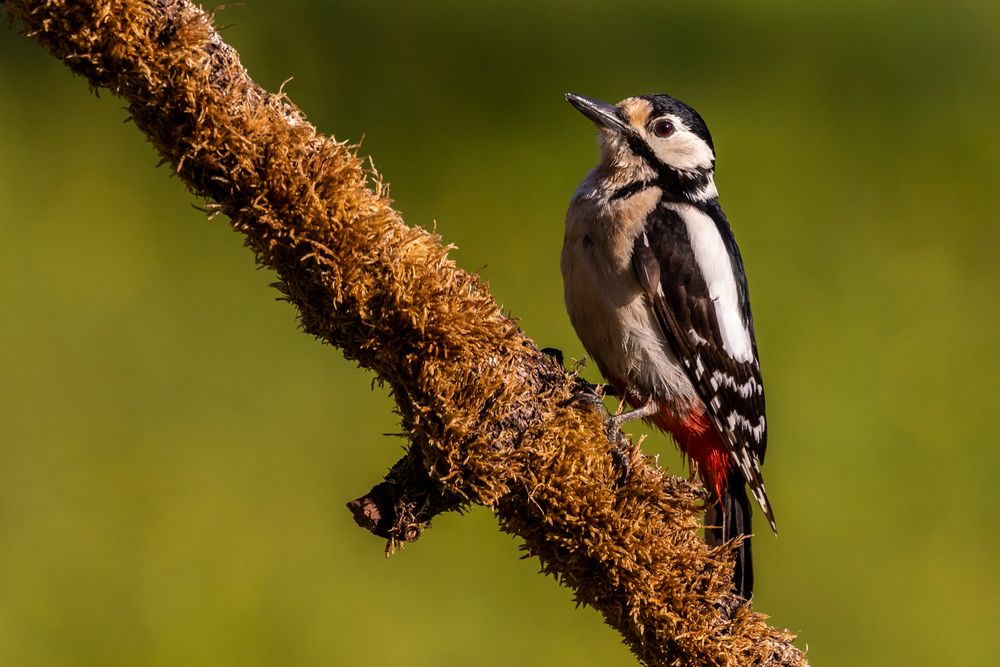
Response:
[631,202,774,529]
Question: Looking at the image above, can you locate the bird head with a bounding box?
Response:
[566,93,716,183]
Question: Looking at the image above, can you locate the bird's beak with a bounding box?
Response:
[565,93,630,134]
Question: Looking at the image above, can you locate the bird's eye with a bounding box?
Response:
[651,119,675,138]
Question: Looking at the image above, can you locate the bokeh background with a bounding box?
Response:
[1,1,998,664]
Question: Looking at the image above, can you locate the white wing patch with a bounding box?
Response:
[709,370,762,397]
[725,411,766,443]
[669,203,754,362]
[688,328,708,346]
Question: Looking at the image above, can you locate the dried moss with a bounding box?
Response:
[4,1,807,664]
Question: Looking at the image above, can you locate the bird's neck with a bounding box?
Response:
[602,163,717,205]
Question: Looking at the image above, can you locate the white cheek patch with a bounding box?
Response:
[648,116,714,172]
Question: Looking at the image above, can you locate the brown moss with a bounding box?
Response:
[3,1,808,664]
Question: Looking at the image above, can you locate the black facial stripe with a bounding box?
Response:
[609,170,713,204]
[619,129,713,203]
[623,132,661,171]
[654,169,708,201]
[609,179,656,201]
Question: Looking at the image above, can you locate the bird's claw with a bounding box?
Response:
[566,378,619,405]
[565,382,632,486]
[606,426,632,486]
[566,384,608,412]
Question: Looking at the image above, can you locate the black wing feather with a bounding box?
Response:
[633,203,775,530]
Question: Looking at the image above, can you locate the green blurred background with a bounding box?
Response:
[1,0,998,664]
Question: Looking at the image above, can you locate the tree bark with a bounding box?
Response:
[2,1,808,664]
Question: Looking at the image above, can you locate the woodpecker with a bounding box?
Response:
[561,92,775,599]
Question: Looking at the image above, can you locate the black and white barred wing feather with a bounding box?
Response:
[632,202,776,530]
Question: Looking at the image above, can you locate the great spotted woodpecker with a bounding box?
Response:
[561,93,775,598]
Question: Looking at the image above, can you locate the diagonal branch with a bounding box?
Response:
[2,1,807,664]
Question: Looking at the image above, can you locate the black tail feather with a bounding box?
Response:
[704,471,754,599]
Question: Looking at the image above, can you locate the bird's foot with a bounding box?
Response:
[565,377,608,411]
[565,381,632,486]
[606,426,632,486]
[566,379,619,405]
[598,382,621,398]
[602,399,664,486]
[607,398,660,430]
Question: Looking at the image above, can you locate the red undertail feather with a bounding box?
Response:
[650,404,730,499]
[612,380,755,597]
[615,381,730,498]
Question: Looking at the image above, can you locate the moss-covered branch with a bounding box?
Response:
[2,1,807,664]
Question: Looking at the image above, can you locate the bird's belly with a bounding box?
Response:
[561,242,699,412]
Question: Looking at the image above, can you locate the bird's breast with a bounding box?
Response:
[561,186,700,411]
[564,177,661,272]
